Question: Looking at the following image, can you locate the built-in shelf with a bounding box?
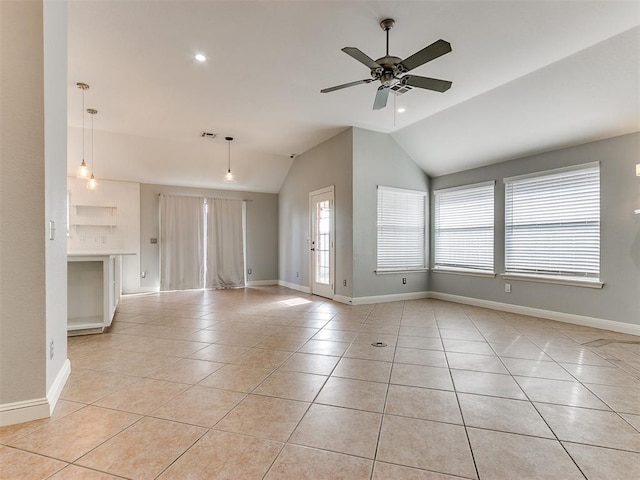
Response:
[69,205,119,231]
[67,255,121,335]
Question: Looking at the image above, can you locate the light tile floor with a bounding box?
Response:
[2,286,640,479]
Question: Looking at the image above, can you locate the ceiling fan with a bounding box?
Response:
[321,18,452,110]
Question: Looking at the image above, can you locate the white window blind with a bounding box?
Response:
[377,186,427,271]
[434,182,495,272]
[504,163,600,279]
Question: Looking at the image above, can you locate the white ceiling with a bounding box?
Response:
[67,1,640,192]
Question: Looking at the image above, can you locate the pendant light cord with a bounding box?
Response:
[90,111,94,173]
[228,140,231,172]
[81,88,85,162]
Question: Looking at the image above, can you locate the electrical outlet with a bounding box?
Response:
[505,283,512,293]
[101,236,106,244]
[49,339,54,360]
[402,277,407,285]
[141,271,146,278]
[247,268,252,275]
[343,279,347,286]
[150,238,158,244]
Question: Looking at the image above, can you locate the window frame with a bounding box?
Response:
[376,185,428,273]
[503,162,602,288]
[432,180,496,276]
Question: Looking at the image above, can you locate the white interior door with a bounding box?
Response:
[310,187,334,299]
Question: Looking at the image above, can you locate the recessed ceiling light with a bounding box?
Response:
[194,53,206,62]
[397,107,406,113]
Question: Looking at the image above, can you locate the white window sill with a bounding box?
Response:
[432,267,496,278]
[500,273,604,289]
[375,268,429,275]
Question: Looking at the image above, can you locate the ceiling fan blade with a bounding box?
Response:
[373,86,390,110]
[342,47,380,70]
[321,78,374,93]
[402,75,452,92]
[399,39,451,72]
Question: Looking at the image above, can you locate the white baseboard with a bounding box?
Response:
[124,287,160,295]
[333,294,352,305]
[247,280,278,287]
[429,291,640,336]
[278,280,311,294]
[0,397,50,427]
[0,358,71,427]
[47,358,71,415]
[338,291,431,306]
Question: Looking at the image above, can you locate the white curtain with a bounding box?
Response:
[159,195,205,291]
[206,198,245,288]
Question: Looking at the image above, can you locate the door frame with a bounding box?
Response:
[309,185,335,299]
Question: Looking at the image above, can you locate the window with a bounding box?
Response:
[504,163,600,281]
[376,186,427,271]
[433,181,495,273]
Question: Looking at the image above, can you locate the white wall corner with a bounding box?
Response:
[47,358,71,415]
[278,280,311,294]
[428,291,640,336]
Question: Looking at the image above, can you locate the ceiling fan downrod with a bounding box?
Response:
[380,18,395,57]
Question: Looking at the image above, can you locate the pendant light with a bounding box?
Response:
[224,136,236,183]
[75,82,90,178]
[86,108,98,190]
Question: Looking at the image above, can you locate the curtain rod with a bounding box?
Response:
[158,193,252,202]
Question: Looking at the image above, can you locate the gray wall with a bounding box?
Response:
[352,128,430,298]
[430,133,640,327]
[0,0,47,407]
[278,129,353,296]
[140,184,278,290]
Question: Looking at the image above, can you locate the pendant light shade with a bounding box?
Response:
[86,108,98,190]
[76,82,90,178]
[224,136,236,183]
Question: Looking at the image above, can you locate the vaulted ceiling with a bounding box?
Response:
[67,1,640,193]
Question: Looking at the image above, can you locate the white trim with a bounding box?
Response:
[377,185,427,196]
[278,280,311,294]
[433,267,496,278]
[503,161,600,184]
[0,397,50,427]
[333,294,353,305]
[339,291,431,305]
[0,359,71,427]
[433,180,495,195]
[125,286,161,294]
[247,280,278,287]
[375,268,429,274]
[428,291,640,336]
[309,186,335,299]
[47,359,71,415]
[501,273,603,289]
